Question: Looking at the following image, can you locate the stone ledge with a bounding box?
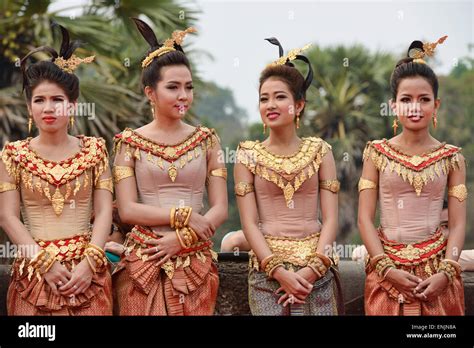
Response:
[0,254,472,315]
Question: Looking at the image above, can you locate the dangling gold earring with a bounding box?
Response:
[69,116,75,129]
[432,113,437,129]
[151,102,155,118]
[28,114,33,134]
[262,123,267,134]
[392,118,398,136]
[296,114,300,129]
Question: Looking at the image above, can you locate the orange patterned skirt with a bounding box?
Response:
[365,228,464,316]
[113,225,219,315]
[7,233,113,316]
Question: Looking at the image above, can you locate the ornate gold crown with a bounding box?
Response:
[269,43,312,67]
[411,35,447,64]
[54,54,95,73]
[141,27,196,68]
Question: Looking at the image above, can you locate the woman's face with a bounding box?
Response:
[259,77,304,131]
[146,65,193,120]
[390,76,440,133]
[28,80,72,134]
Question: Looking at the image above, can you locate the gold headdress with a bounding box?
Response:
[264,37,314,98]
[408,35,448,64]
[141,27,196,68]
[269,43,312,67]
[54,54,95,73]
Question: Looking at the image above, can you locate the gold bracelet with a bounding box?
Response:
[263,254,284,278]
[437,259,461,284]
[0,182,17,193]
[308,256,328,277]
[188,227,199,243]
[260,254,274,270]
[112,166,135,183]
[235,182,254,196]
[175,229,187,249]
[170,207,176,228]
[319,179,340,193]
[180,227,194,248]
[184,207,192,226]
[448,184,468,202]
[85,254,97,274]
[358,178,377,192]
[371,254,396,278]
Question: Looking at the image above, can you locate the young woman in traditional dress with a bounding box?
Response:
[359,36,466,315]
[235,38,343,315]
[112,18,227,315]
[0,25,113,315]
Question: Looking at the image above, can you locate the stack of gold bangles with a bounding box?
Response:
[84,243,107,274]
[370,253,396,278]
[260,254,284,278]
[437,259,461,284]
[170,206,199,249]
[27,245,60,281]
[307,252,332,279]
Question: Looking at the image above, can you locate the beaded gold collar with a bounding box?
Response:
[114,126,218,182]
[363,139,462,195]
[237,137,331,207]
[1,136,109,216]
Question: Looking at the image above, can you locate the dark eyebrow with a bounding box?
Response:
[165,80,193,84]
[33,95,65,98]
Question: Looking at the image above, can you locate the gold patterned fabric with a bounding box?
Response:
[363,139,462,196]
[248,233,343,316]
[365,228,464,316]
[113,126,219,183]
[237,137,331,207]
[113,226,218,315]
[1,136,110,216]
[7,232,112,315]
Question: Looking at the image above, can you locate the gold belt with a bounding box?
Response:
[249,233,321,271]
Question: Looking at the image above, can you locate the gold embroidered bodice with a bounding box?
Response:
[114,126,219,234]
[363,139,463,242]
[237,137,331,238]
[1,136,110,240]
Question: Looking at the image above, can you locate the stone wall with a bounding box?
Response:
[0,253,472,315]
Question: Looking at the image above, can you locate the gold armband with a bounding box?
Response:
[235,182,254,196]
[448,184,468,202]
[319,179,340,193]
[112,166,135,183]
[358,178,377,192]
[0,182,17,193]
[206,168,228,186]
[95,177,113,193]
[210,168,227,180]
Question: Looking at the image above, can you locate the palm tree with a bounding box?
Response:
[0,0,198,145]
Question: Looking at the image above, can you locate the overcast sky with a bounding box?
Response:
[51,0,473,123]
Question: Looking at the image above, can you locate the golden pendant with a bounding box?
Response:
[51,187,65,216]
[50,164,67,182]
[168,163,178,182]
